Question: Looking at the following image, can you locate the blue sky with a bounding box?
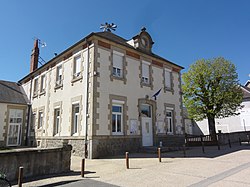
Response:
[0,0,249,85]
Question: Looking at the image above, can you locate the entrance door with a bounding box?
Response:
[142,117,153,146]
[141,104,153,146]
[7,109,23,146]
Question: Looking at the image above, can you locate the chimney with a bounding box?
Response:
[30,39,39,72]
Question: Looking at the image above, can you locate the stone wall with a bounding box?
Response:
[37,137,86,157]
[156,135,185,147]
[218,131,250,144]
[90,136,141,158]
[0,145,72,181]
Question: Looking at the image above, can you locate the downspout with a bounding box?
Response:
[25,78,33,146]
[84,39,90,158]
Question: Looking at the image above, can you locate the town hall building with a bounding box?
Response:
[11,28,184,158]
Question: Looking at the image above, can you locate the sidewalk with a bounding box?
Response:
[12,143,250,187]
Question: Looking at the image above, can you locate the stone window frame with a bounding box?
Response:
[108,95,128,136]
[55,62,64,90]
[70,96,82,136]
[71,51,83,83]
[140,60,153,89]
[53,101,62,136]
[39,73,46,95]
[163,66,174,93]
[109,49,127,84]
[111,102,124,135]
[164,103,176,135]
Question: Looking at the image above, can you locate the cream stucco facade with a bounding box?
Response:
[19,29,184,158]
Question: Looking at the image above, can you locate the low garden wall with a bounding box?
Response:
[0,144,72,181]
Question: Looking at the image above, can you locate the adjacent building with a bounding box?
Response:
[0,80,28,147]
[17,28,184,158]
[185,82,250,135]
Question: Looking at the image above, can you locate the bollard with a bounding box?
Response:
[200,136,205,153]
[183,144,186,157]
[158,148,162,162]
[239,138,242,146]
[201,142,205,153]
[126,152,129,169]
[18,166,24,187]
[217,141,220,150]
[81,159,85,177]
[228,139,231,148]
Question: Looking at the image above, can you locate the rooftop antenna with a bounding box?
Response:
[100,22,117,32]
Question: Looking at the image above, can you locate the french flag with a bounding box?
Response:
[152,88,162,100]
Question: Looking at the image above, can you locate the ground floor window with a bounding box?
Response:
[166,109,173,134]
[112,104,123,135]
[53,108,60,135]
[72,104,79,135]
[38,111,44,129]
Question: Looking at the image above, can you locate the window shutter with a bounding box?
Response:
[75,56,81,74]
[142,63,149,78]
[113,54,123,69]
[165,70,171,88]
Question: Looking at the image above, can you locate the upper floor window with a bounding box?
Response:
[112,51,124,78]
[73,55,81,78]
[56,65,63,86]
[40,74,46,93]
[141,61,150,85]
[72,103,79,135]
[33,78,38,96]
[164,69,172,90]
[112,104,123,135]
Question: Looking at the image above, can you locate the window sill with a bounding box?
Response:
[111,75,124,81]
[164,87,172,92]
[141,82,151,87]
[112,132,124,136]
[33,94,38,98]
[71,75,83,83]
[55,84,63,90]
[39,91,46,96]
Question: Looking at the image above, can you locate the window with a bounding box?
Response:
[73,55,81,78]
[72,104,79,134]
[141,62,150,84]
[30,112,36,133]
[38,111,43,129]
[140,104,151,118]
[56,65,63,86]
[164,69,171,89]
[33,78,38,96]
[112,52,123,78]
[40,75,46,93]
[112,104,123,135]
[53,108,60,135]
[166,109,173,134]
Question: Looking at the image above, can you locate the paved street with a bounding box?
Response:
[13,143,250,187]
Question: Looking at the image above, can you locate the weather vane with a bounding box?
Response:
[100,22,117,32]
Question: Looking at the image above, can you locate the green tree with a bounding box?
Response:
[182,57,243,140]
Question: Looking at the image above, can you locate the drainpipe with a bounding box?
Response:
[25,104,31,146]
[84,39,90,158]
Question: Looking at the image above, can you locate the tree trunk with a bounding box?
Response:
[207,116,217,141]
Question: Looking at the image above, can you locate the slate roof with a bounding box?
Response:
[19,31,183,83]
[95,32,184,69]
[0,80,28,105]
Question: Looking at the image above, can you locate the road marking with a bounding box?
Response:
[188,161,250,187]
